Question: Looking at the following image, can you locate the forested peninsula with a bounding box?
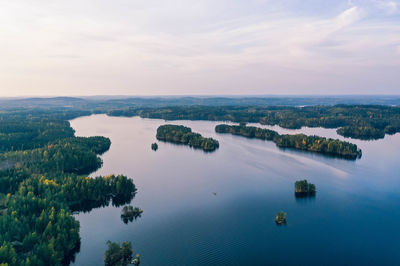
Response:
[0,109,136,265]
[156,125,219,152]
[215,124,362,159]
[109,105,400,140]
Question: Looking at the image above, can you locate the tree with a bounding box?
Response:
[104,241,134,266]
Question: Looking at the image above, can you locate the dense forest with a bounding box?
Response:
[215,124,362,159]
[0,110,136,265]
[109,105,400,140]
[2,98,399,141]
[156,125,219,152]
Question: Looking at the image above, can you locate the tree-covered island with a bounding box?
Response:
[275,211,287,225]
[121,205,143,224]
[215,124,362,159]
[104,240,140,266]
[151,143,158,151]
[109,105,400,140]
[156,125,219,152]
[295,180,316,197]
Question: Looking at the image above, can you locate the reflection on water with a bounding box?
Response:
[157,139,218,153]
[294,193,316,204]
[70,193,135,214]
[120,205,143,224]
[70,115,400,266]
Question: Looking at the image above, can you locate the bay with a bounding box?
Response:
[70,114,400,266]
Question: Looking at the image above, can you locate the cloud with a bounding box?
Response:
[396,46,400,55]
[350,0,399,14]
[0,0,399,96]
[374,0,399,14]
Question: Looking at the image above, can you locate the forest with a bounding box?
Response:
[215,124,362,159]
[2,98,399,141]
[156,125,219,152]
[0,109,136,266]
[0,98,398,265]
[109,105,400,140]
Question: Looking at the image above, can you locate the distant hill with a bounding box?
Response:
[90,95,400,107]
[0,97,87,108]
[0,95,399,109]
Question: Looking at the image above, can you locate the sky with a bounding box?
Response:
[0,0,399,96]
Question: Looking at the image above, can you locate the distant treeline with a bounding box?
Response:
[109,105,400,140]
[156,125,219,152]
[1,98,398,141]
[215,124,362,159]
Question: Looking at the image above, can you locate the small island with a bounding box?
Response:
[275,211,287,225]
[295,180,316,197]
[105,240,140,266]
[215,124,362,159]
[121,205,143,224]
[151,142,158,151]
[156,124,219,152]
[132,254,141,265]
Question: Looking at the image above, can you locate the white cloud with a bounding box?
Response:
[350,0,399,14]
[0,0,399,95]
[375,0,399,14]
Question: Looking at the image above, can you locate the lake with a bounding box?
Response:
[70,114,400,265]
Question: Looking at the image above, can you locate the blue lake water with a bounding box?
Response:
[69,114,400,266]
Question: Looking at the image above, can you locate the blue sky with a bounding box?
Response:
[0,0,399,96]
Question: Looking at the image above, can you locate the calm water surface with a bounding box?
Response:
[70,115,400,266]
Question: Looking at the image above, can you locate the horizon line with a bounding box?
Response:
[1,93,400,99]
